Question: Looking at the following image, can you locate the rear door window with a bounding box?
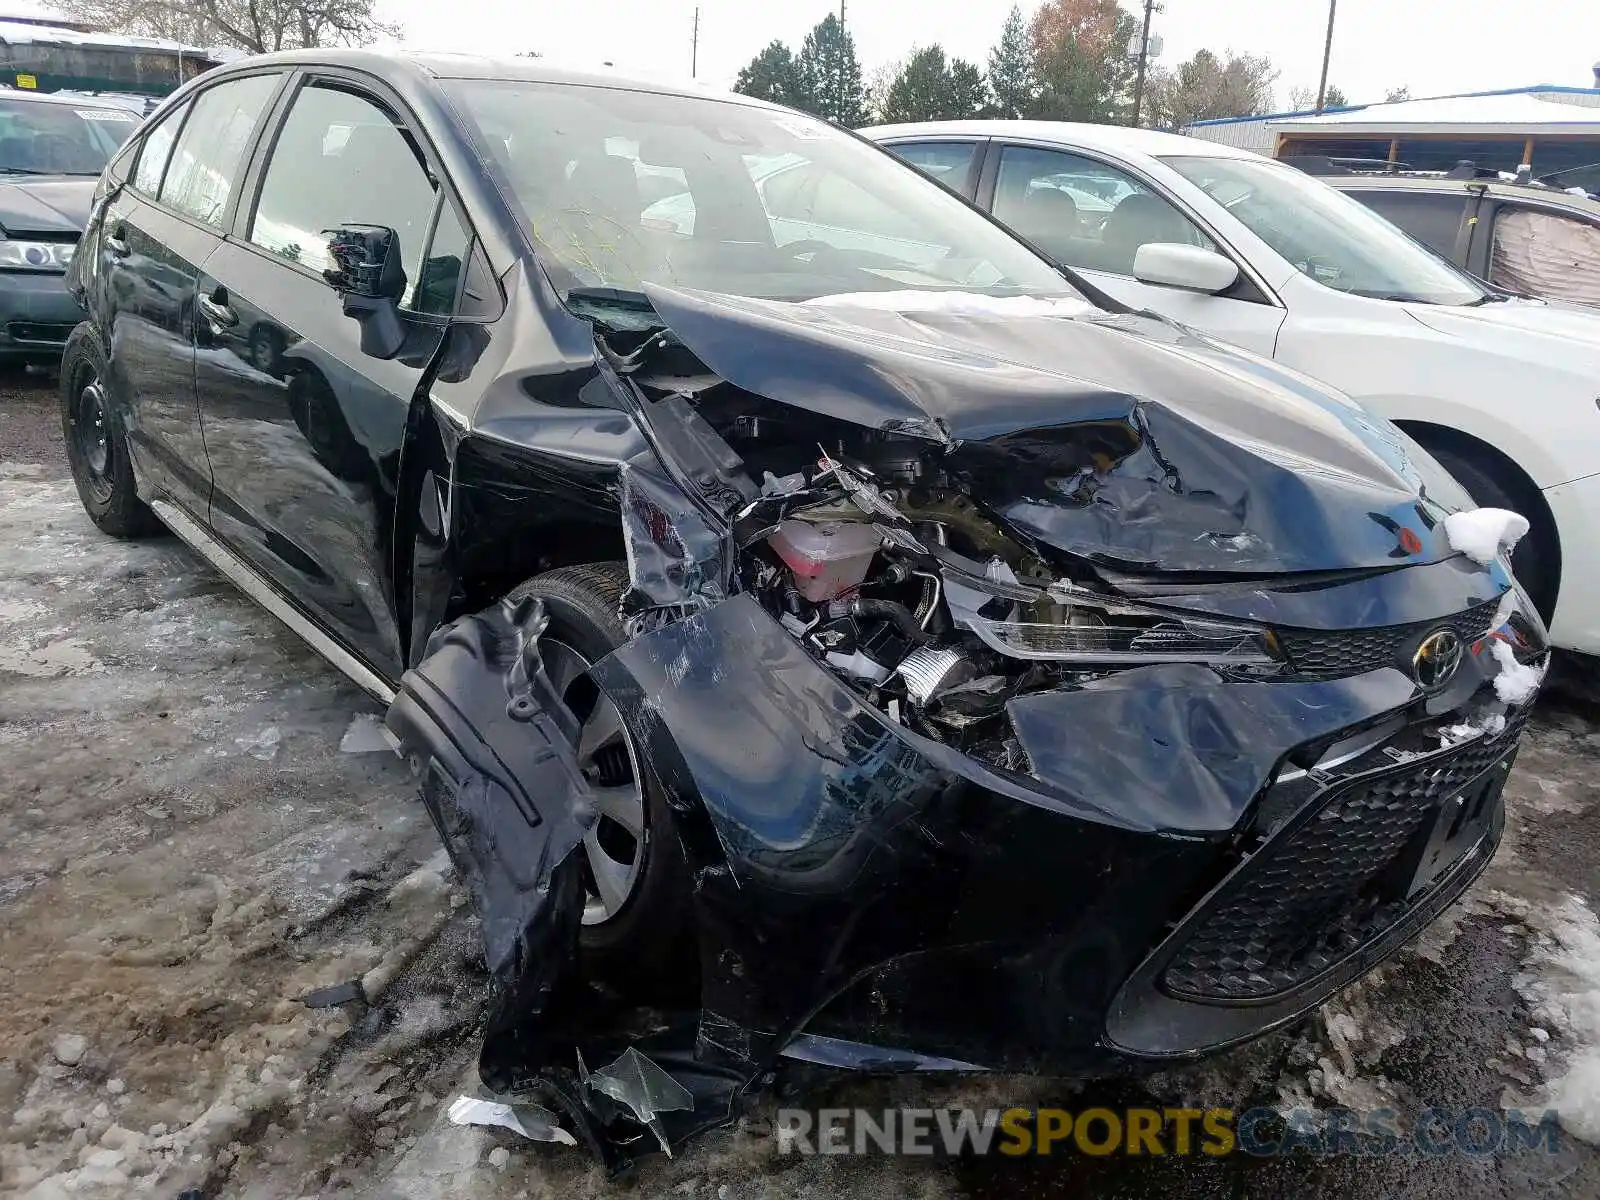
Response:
[131,100,186,196]
[1347,189,1469,260]
[1490,206,1600,306]
[158,74,279,227]
[886,141,980,194]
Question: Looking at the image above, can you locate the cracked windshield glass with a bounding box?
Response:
[447,80,1079,304]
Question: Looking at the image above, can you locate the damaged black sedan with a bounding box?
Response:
[62,50,1550,1159]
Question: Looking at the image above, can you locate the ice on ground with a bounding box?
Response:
[1444,508,1530,565]
[235,725,282,760]
[1491,639,1546,704]
[802,290,1096,319]
[339,712,394,754]
[1511,894,1600,1143]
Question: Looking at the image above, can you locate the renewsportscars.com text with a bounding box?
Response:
[775,1106,1564,1157]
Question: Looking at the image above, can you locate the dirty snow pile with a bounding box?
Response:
[1443,508,1530,565]
[802,291,1096,319]
[1507,894,1600,1144]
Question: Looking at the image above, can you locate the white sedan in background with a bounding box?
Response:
[865,122,1600,659]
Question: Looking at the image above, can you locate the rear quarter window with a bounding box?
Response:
[1347,190,1468,259]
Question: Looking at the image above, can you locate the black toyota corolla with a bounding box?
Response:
[62,49,1548,1154]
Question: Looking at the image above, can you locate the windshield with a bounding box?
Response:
[0,96,133,174]
[446,80,1078,304]
[1162,154,1487,305]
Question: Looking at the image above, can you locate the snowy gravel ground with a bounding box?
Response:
[2,383,1598,1198]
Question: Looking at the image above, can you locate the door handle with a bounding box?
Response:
[197,291,237,329]
[105,224,129,257]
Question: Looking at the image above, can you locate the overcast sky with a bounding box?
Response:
[376,0,1599,111]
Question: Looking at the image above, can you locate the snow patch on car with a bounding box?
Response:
[1443,508,1530,565]
[1490,639,1547,704]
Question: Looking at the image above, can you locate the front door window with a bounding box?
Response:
[993,144,1215,273]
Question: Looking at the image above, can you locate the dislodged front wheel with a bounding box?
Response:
[504,563,693,987]
[539,637,647,924]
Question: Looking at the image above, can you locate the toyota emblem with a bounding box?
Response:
[1412,629,1464,690]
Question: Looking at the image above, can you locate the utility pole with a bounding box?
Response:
[1131,0,1156,127]
[837,0,846,121]
[1315,0,1337,112]
[691,6,699,79]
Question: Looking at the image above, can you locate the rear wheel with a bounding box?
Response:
[1429,444,1558,622]
[505,563,694,986]
[60,329,161,538]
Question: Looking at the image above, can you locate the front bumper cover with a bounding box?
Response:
[384,574,1545,1164]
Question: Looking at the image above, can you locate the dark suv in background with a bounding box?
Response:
[1305,165,1600,309]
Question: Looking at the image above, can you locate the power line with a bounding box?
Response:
[691,6,699,79]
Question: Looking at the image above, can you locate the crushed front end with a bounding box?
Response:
[390,281,1550,1158]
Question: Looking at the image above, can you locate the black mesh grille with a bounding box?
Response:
[1277,600,1499,680]
[1161,728,1518,1002]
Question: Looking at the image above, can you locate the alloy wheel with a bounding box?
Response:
[539,637,647,925]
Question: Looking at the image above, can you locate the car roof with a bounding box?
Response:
[861,119,1264,162]
[209,47,780,110]
[1319,173,1600,213]
[0,85,136,109]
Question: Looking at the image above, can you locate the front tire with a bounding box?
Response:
[506,563,694,987]
[60,328,161,539]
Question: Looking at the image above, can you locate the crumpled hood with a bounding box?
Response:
[643,283,1457,574]
[0,176,94,237]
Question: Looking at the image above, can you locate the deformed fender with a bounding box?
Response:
[384,593,594,1047]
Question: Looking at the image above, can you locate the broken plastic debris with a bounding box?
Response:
[1443,508,1530,566]
[760,469,807,497]
[339,713,394,753]
[299,980,367,1009]
[446,1095,577,1145]
[1437,713,1507,747]
[583,1047,695,1155]
[1490,639,1546,704]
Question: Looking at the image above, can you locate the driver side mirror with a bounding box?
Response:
[1132,242,1240,295]
[323,224,406,359]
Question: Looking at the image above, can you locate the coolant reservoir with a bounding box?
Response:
[769,519,881,601]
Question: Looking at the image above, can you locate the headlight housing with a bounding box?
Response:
[0,238,75,271]
[941,555,1283,669]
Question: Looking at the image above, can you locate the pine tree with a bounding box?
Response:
[987,5,1035,119]
[796,13,870,126]
[733,40,807,109]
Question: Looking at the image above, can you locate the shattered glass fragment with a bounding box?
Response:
[582,1046,696,1155]
[446,1094,578,1145]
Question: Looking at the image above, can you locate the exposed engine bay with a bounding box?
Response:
[624,354,1284,772]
